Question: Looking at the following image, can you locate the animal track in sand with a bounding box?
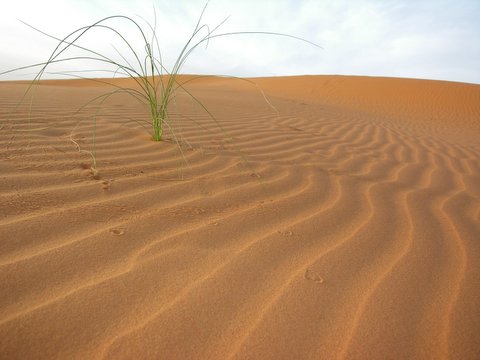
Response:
[109,228,125,236]
[305,269,324,283]
[102,180,112,191]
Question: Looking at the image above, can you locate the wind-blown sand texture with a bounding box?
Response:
[1,75,479,359]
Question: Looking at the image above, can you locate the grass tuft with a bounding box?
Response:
[1,2,321,172]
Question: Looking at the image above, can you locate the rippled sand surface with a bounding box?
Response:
[1,75,479,359]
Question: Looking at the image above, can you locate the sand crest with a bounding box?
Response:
[1,75,479,359]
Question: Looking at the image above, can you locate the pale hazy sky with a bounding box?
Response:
[1,0,479,84]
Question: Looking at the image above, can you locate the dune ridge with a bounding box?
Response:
[1,75,479,359]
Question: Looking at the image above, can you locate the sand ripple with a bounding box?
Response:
[1,76,479,359]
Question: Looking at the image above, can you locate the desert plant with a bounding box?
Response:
[2,2,320,170]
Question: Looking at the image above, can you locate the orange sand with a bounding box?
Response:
[1,75,479,359]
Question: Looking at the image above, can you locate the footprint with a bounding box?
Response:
[90,168,101,180]
[102,180,112,191]
[305,269,324,283]
[109,228,125,236]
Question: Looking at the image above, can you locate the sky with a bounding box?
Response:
[1,0,479,84]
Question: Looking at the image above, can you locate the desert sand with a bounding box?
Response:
[0,75,479,359]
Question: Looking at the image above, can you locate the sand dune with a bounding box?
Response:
[0,75,479,359]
